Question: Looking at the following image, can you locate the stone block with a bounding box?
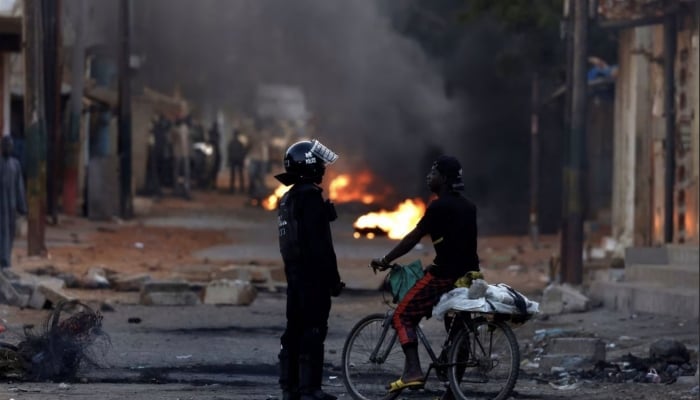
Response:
[540,283,590,315]
[112,273,153,292]
[140,291,201,306]
[203,279,257,306]
[38,284,75,307]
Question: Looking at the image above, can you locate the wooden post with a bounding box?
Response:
[23,0,47,256]
[561,0,588,284]
[118,0,133,219]
[63,0,85,216]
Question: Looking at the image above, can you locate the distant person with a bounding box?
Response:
[227,129,248,194]
[247,131,270,205]
[0,136,27,270]
[208,121,222,190]
[144,113,170,197]
[171,116,192,200]
[275,139,344,400]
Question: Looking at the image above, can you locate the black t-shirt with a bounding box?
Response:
[416,192,479,279]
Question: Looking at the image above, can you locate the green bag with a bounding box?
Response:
[388,260,424,303]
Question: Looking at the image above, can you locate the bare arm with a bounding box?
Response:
[383,226,424,264]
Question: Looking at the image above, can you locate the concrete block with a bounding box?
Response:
[38,284,75,307]
[140,291,201,306]
[203,279,257,305]
[625,263,699,289]
[20,276,67,309]
[540,283,590,315]
[112,273,153,292]
[588,280,699,318]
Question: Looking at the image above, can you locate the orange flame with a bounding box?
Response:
[262,185,290,210]
[263,170,387,211]
[329,172,377,204]
[353,198,426,240]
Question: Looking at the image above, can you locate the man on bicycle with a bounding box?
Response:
[371,155,479,399]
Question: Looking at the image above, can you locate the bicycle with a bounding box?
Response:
[341,264,521,400]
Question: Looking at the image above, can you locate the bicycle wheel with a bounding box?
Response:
[342,314,404,400]
[447,319,519,400]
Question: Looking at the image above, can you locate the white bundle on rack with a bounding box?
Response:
[432,283,539,320]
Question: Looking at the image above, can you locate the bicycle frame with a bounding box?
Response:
[367,310,450,379]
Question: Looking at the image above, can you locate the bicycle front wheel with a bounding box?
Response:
[342,314,404,400]
[447,319,519,400]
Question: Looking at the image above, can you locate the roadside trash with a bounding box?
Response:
[0,300,109,381]
[533,328,575,343]
[58,383,70,390]
[645,368,661,383]
[176,354,192,360]
[548,376,581,390]
[128,317,142,324]
[134,242,145,249]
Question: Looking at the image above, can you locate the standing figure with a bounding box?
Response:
[370,155,479,400]
[227,129,248,193]
[170,116,191,199]
[0,136,27,269]
[276,140,345,400]
[247,131,270,205]
[207,121,222,190]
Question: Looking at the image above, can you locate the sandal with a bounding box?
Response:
[386,378,425,392]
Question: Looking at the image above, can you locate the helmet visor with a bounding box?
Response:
[310,139,338,165]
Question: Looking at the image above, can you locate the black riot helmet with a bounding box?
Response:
[275,139,338,185]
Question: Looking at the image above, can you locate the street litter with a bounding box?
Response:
[176,354,192,360]
[0,300,110,381]
[548,376,582,390]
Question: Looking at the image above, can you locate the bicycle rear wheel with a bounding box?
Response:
[447,319,519,400]
[342,314,404,400]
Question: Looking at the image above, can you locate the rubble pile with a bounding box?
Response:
[522,330,698,389]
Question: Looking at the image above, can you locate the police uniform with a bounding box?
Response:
[276,140,341,400]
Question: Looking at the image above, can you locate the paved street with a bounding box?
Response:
[0,193,697,399]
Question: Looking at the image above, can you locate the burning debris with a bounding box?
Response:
[0,300,109,381]
[353,198,426,239]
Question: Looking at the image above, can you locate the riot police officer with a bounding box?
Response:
[275,139,345,400]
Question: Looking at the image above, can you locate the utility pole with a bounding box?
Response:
[529,73,540,248]
[22,0,47,256]
[118,0,133,219]
[560,0,588,284]
[663,12,676,243]
[42,0,61,225]
[63,0,85,216]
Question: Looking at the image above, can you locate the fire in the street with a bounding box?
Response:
[328,171,377,204]
[262,185,290,210]
[353,198,426,240]
[262,171,383,211]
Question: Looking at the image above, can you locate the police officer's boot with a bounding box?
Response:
[298,350,337,400]
[279,348,300,400]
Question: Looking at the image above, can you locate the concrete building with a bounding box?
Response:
[601,1,700,249]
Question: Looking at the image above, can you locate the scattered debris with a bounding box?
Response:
[0,300,109,381]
